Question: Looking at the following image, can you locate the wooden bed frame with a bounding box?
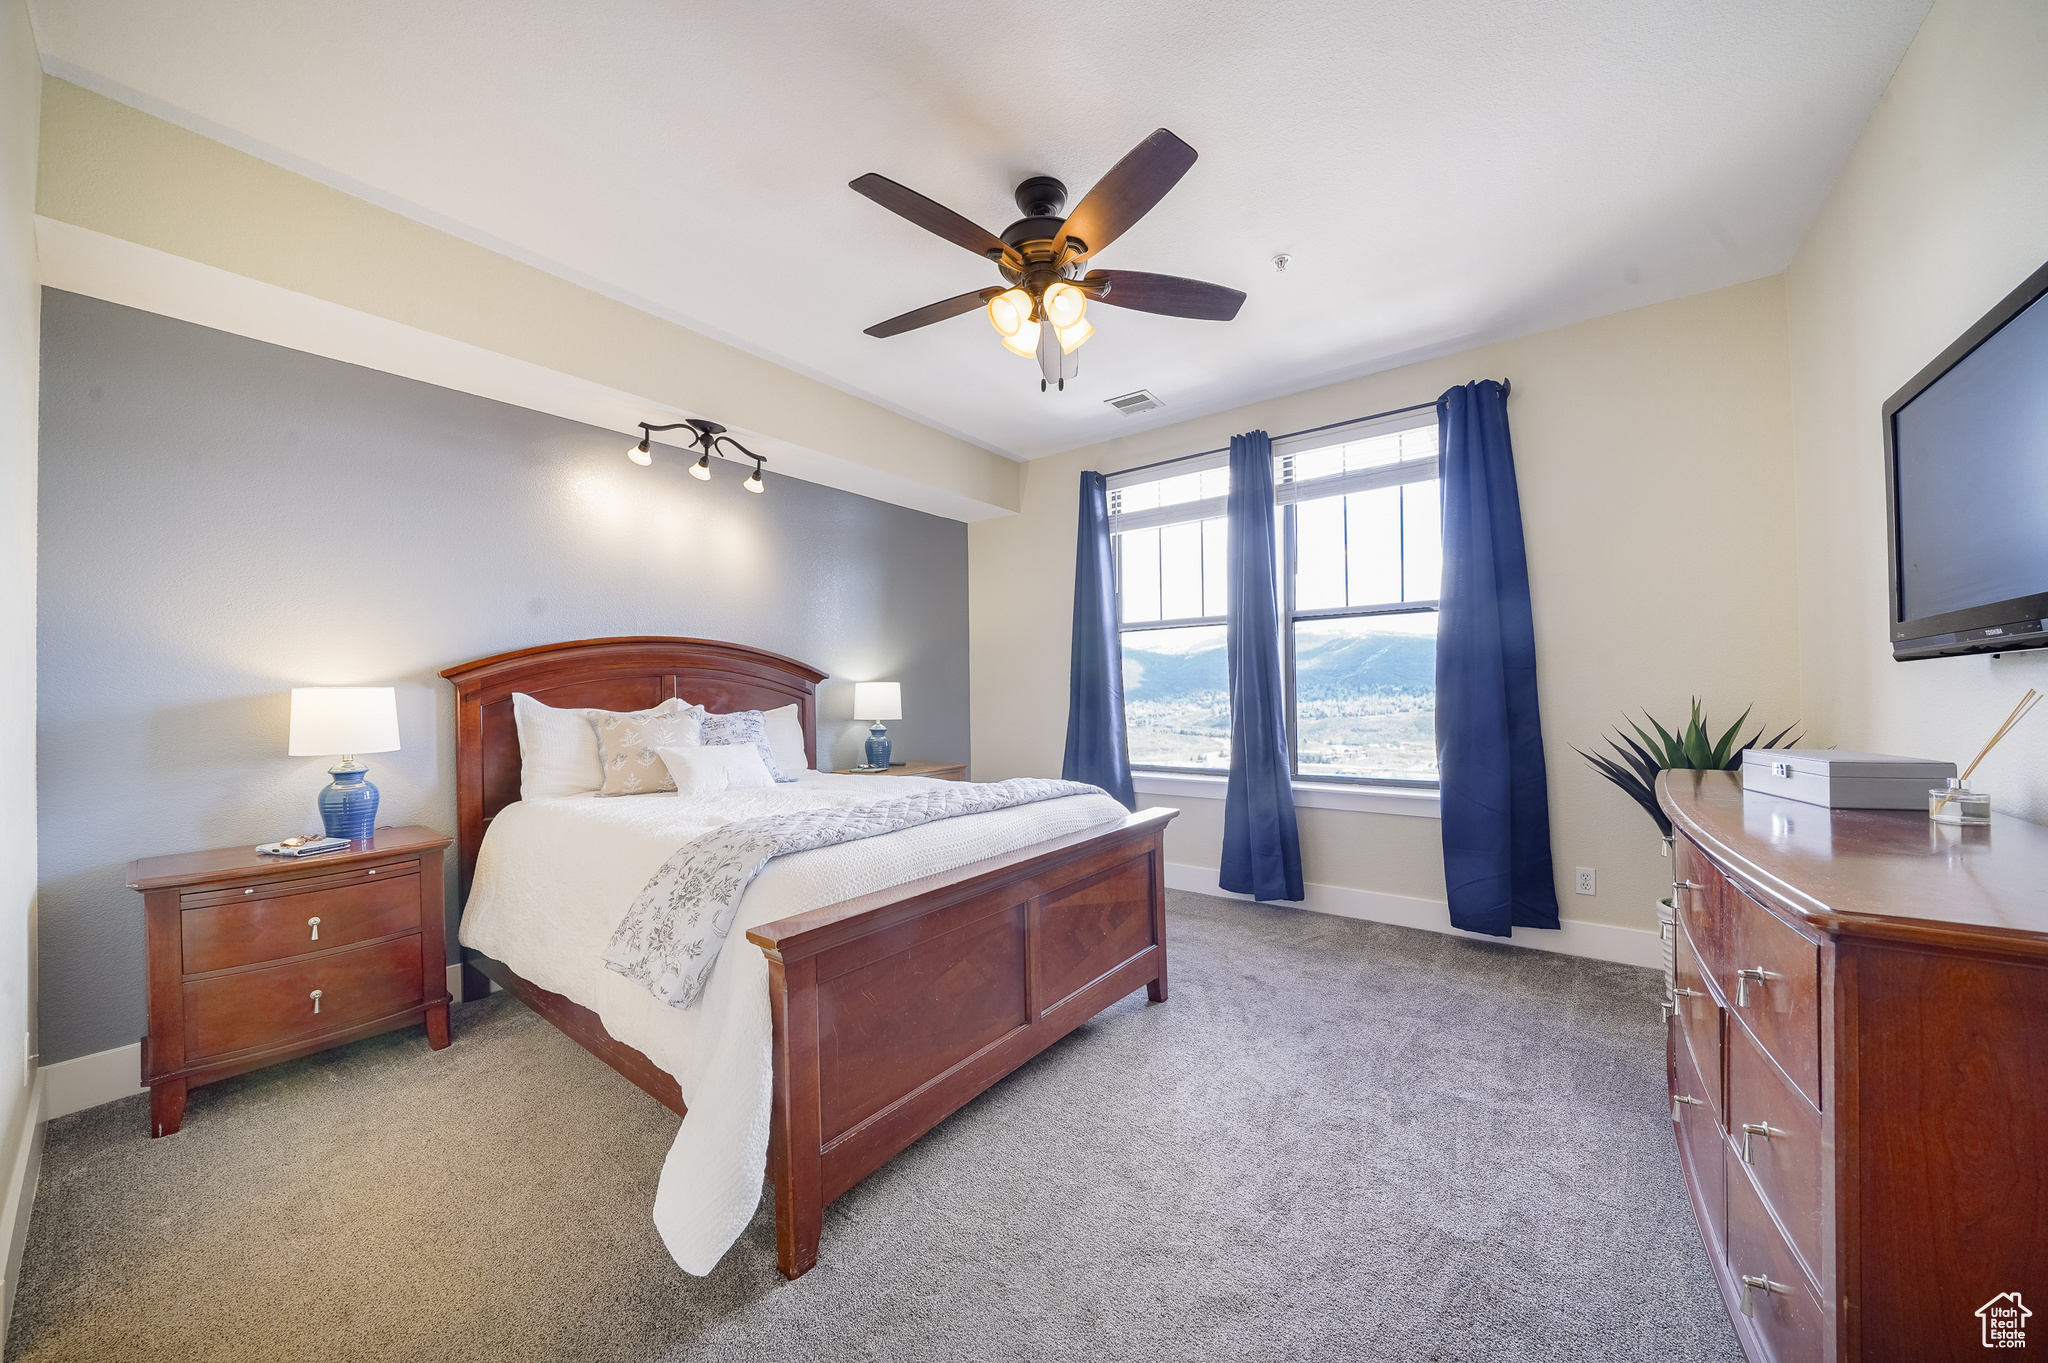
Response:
[438,637,1173,1279]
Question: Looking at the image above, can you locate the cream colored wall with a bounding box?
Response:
[1,0,41,1297]
[33,78,1019,519]
[1785,0,2048,819]
[971,277,1801,935]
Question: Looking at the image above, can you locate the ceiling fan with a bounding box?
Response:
[851,129,1247,391]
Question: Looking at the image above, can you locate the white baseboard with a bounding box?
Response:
[1163,863,1661,968]
[1,1071,46,1357]
[41,1044,145,1123]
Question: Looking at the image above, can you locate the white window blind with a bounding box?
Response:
[1105,408,1437,534]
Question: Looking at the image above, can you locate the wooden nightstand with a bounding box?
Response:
[126,825,453,1138]
[832,760,968,781]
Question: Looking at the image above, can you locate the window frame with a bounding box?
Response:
[1110,409,1442,789]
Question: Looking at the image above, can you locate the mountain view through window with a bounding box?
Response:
[1112,417,1441,783]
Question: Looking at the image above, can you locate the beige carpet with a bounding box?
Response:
[7,891,1742,1362]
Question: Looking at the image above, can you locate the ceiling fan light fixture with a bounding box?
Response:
[1000,319,1042,357]
[1043,281,1087,330]
[1054,314,1094,354]
[987,288,1033,339]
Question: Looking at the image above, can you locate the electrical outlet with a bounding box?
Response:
[1575,867,1597,896]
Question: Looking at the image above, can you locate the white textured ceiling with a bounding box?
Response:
[30,0,1929,460]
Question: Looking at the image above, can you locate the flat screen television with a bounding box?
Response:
[1884,256,2048,661]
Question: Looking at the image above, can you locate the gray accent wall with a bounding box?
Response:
[37,289,971,1064]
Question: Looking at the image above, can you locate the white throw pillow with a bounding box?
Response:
[513,692,605,799]
[656,743,775,798]
[763,704,809,776]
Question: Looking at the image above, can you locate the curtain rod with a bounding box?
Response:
[1107,379,1511,481]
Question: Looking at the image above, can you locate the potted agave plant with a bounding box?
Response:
[1579,701,1800,1014]
[1579,700,1802,848]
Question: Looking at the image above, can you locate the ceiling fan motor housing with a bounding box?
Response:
[1013,176,1067,218]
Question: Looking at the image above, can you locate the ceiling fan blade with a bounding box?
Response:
[864,288,1002,338]
[1054,129,1199,263]
[1085,270,1245,321]
[850,174,1018,267]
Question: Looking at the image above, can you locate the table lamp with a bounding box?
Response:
[853,682,902,770]
[289,687,401,840]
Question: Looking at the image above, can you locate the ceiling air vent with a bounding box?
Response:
[1106,389,1164,416]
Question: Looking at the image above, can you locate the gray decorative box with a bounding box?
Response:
[1740,748,1957,810]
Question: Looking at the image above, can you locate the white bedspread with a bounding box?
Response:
[459,771,1127,1274]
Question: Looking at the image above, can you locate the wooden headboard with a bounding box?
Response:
[438,636,827,893]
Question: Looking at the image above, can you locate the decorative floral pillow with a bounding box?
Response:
[590,701,706,796]
[700,709,792,782]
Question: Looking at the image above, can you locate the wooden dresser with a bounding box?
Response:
[1659,771,2046,1362]
[127,826,453,1138]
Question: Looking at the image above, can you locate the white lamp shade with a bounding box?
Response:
[288,687,401,756]
[852,682,902,722]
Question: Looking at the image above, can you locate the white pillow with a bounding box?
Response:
[513,693,695,800]
[656,743,775,798]
[513,692,604,799]
[763,704,809,776]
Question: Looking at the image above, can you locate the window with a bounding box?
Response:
[1110,411,1442,785]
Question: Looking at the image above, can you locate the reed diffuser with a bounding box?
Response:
[1931,689,2040,825]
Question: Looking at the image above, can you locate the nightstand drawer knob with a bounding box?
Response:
[308,917,320,941]
[310,989,322,1015]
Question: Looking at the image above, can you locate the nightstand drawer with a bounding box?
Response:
[182,873,421,974]
[184,935,424,1060]
[178,858,420,910]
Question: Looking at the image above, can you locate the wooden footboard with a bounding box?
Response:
[747,806,1174,1278]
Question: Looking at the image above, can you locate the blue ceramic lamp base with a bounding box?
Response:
[865,723,892,769]
[318,760,381,841]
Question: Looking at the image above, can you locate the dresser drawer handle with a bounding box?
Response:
[308,917,320,941]
[244,888,254,895]
[1674,879,1703,900]
[1674,986,1707,999]
[1741,1121,1788,1164]
[1740,1273,1788,1316]
[1735,966,1778,1008]
[1671,1094,1703,1122]
[310,989,322,1015]
[368,869,377,876]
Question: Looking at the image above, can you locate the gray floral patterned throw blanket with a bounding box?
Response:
[601,778,1103,1008]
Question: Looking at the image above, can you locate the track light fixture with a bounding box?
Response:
[626,419,769,492]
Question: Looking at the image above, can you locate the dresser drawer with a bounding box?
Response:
[1724,886,1822,1108]
[1669,1016,1726,1254]
[182,872,421,975]
[1674,916,1723,1120]
[184,935,424,1060]
[1727,1157,1826,1363]
[1673,836,1728,977]
[1728,1012,1823,1289]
